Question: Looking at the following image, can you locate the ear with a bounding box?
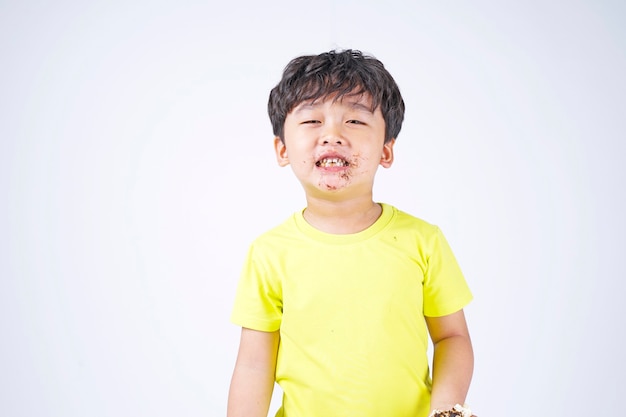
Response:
[274,136,290,167]
[380,139,395,168]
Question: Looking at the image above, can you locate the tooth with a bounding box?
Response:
[317,157,348,167]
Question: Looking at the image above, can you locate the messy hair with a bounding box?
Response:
[268,49,405,143]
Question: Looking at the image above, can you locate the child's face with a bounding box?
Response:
[274,93,394,198]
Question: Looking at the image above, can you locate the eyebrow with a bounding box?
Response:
[293,102,318,113]
[348,101,375,113]
[293,99,375,114]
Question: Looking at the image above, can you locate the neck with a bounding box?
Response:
[303,195,382,234]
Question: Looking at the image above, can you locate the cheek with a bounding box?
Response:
[352,150,378,164]
[351,153,363,165]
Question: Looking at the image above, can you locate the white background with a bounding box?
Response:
[1,1,624,416]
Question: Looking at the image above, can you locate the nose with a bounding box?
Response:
[319,122,344,145]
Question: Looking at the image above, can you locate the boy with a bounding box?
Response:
[227,49,475,417]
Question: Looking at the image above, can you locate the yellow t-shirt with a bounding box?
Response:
[231,203,473,417]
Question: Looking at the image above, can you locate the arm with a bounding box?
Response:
[227,327,280,417]
[425,309,474,413]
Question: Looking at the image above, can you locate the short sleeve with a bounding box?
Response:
[230,242,283,331]
[422,227,473,317]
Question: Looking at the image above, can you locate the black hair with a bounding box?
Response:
[268,49,405,143]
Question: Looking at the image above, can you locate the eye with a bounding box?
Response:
[347,120,365,125]
[301,120,321,124]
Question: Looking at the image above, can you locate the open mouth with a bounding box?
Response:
[315,157,349,168]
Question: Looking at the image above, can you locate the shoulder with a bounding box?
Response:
[247,210,305,252]
[380,204,456,259]
[383,203,441,236]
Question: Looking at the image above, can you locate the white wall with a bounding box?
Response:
[2,1,624,416]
